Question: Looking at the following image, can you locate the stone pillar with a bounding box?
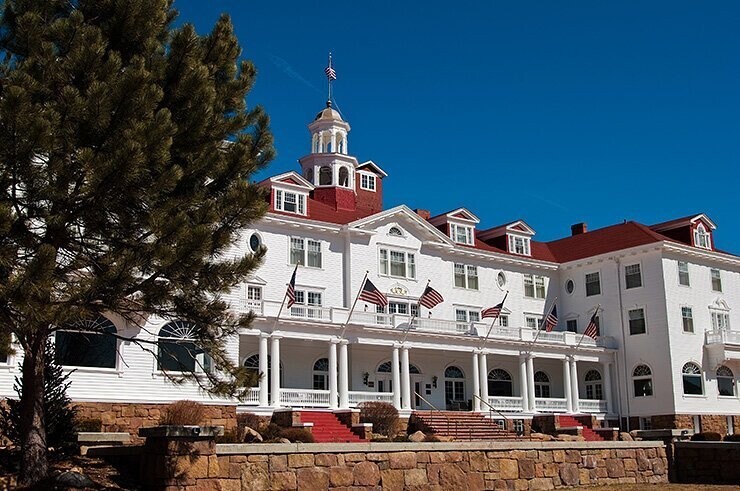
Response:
[603,361,613,414]
[472,352,481,411]
[338,340,349,409]
[392,345,401,409]
[519,354,529,412]
[570,358,580,413]
[329,339,338,409]
[563,357,573,413]
[258,333,269,407]
[401,347,411,410]
[270,335,281,407]
[479,351,489,404]
[526,355,536,412]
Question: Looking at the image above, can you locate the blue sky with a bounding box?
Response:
[174,1,740,251]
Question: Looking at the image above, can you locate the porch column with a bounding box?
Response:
[479,351,489,403]
[526,355,536,412]
[391,346,401,409]
[602,361,613,414]
[269,335,281,407]
[328,339,338,409]
[258,333,269,407]
[563,357,573,413]
[400,346,411,410]
[519,354,529,412]
[338,340,349,409]
[472,352,481,412]
[570,358,580,413]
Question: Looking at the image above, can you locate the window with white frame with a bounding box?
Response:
[681,307,694,333]
[711,311,730,330]
[716,366,735,397]
[157,320,212,373]
[455,308,480,324]
[525,316,542,329]
[274,189,306,215]
[379,248,416,279]
[246,286,262,312]
[584,370,603,399]
[454,263,479,290]
[628,308,646,335]
[377,302,419,317]
[682,362,703,395]
[523,274,545,299]
[289,238,321,268]
[633,365,653,397]
[694,224,711,249]
[625,264,642,289]
[449,223,474,245]
[678,261,690,286]
[711,268,722,292]
[498,315,509,327]
[566,319,578,332]
[533,371,550,398]
[585,272,601,296]
[291,290,323,318]
[508,235,531,256]
[639,417,652,430]
[313,358,329,390]
[360,173,376,191]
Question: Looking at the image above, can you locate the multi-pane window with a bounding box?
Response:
[585,272,601,296]
[633,365,653,397]
[498,315,509,327]
[274,189,306,215]
[711,269,722,292]
[584,370,603,400]
[450,224,473,245]
[628,308,646,335]
[294,290,322,306]
[455,309,481,324]
[716,366,735,397]
[711,311,730,330]
[444,366,466,405]
[566,319,578,333]
[377,302,419,317]
[508,235,531,256]
[246,286,262,311]
[307,240,322,268]
[678,261,690,286]
[524,275,546,299]
[694,224,711,249]
[454,264,478,289]
[525,316,541,329]
[289,238,321,268]
[378,248,416,279]
[682,363,703,395]
[360,173,376,191]
[313,358,329,390]
[533,371,550,398]
[625,264,642,289]
[681,307,694,333]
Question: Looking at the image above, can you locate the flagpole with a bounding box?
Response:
[402,279,430,345]
[327,52,333,103]
[529,297,558,348]
[271,286,290,332]
[480,291,509,349]
[575,304,601,351]
[339,270,369,339]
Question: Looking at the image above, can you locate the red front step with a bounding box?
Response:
[557,414,604,441]
[299,411,365,443]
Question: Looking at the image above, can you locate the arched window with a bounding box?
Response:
[389,226,403,237]
[488,368,513,397]
[376,361,420,374]
[633,365,653,397]
[338,167,349,187]
[55,316,117,368]
[682,362,703,395]
[157,321,211,373]
[717,366,735,397]
[313,135,319,153]
[243,353,283,393]
[694,224,711,249]
[337,137,345,154]
[533,371,550,398]
[304,168,314,184]
[584,370,603,400]
[444,366,465,407]
[313,357,329,390]
[319,166,332,185]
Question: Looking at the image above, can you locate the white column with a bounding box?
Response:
[563,357,573,413]
[338,340,349,408]
[391,346,401,409]
[472,352,481,412]
[330,130,337,153]
[328,340,338,409]
[269,335,281,407]
[570,358,580,413]
[602,361,613,414]
[318,133,324,153]
[400,347,411,410]
[519,354,529,412]
[479,351,489,403]
[526,355,536,412]
[258,333,269,407]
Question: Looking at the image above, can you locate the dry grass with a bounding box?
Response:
[158,400,205,426]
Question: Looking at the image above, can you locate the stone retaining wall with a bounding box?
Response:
[673,441,740,484]
[647,414,739,435]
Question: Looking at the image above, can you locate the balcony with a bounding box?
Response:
[488,396,524,413]
[705,329,740,367]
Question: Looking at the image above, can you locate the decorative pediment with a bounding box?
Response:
[710,298,730,311]
[349,205,453,246]
[357,160,388,177]
[268,171,315,190]
[478,220,536,240]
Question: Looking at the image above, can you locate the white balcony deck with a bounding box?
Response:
[705,329,740,367]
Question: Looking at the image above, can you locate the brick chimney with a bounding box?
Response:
[415,209,431,221]
[571,222,587,236]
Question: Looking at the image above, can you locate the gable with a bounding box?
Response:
[349,206,453,246]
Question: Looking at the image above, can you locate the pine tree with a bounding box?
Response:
[0,1,274,484]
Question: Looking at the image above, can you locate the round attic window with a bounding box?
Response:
[249,233,262,252]
[497,272,507,288]
[566,279,575,295]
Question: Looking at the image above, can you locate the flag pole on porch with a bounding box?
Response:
[574,304,601,350]
[401,279,430,344]
[529,296,558,348]
[271,266,298,332]
[480,291,509,349]
[338,270,370,339]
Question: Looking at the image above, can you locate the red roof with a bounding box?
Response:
[270,196,372,225]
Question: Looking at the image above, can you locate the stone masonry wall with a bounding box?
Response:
[674,441,740,484]
[650,414,739,434]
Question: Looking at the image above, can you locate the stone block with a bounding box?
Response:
[616,449,636,459]
[329,466,353,487]
[518,459,535,479]
[528,477,554,490]
[367,452,388,462]
[218,479,241,491]
[270,455,288,472]
[344,452,366,462]
[270,471,297,491]
[564,450,581,463]
[189,456,210,479]
[353,461,381,486]
[578,468,590,485]
[624,458,637,472]
[314,453,338,467]
[605,459,625,478]
[207,455,220,478]
[404,468,428,487]
[389,452,417,469]
[240,462,270,491]
[439,463,466,488]
[288,453,314,468]
[469,451,488,471]
[381,469,404,491]
[416,451,430,463]
[582,455,597,469]
[446,451,463,462]
[559,463,579,486]
[552,450,565,463]
[296,468,329,491]
[500,459,519,479]
[543,463,559,478]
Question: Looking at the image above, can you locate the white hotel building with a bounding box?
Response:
[1,99,739,435]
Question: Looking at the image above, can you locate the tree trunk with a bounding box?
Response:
[19,337,48,486]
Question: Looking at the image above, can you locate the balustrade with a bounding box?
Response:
[279,388,331,407]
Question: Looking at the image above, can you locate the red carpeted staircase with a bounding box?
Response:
[557,414,605,441]
[411,411,519,441]
[299,411,364,443]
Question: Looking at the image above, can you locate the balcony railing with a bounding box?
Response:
[534,397,568,412]
[279,388,331,407]
[706,329,740,346]
[287,305,332,322]
[243,387,261,404]
[348,391,394,405]
[488,396,524,412]
[243,300,263,315]
[579,399,608,413]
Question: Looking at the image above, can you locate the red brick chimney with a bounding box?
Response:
[571,222,587,236]
[415,209,431,221]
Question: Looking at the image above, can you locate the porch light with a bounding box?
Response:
[432,376,437,388]
[362,372,369,385]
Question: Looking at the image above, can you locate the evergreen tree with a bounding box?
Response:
[0,0,273,484]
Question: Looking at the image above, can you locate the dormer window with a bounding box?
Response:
[508,235,531,256]
[450,224,473,245]
[360,173,376,191]
[275,189,306,215]
[694,224,711,249]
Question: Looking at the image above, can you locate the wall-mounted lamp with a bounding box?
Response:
[362,372,370,386]
[432,376,438,388]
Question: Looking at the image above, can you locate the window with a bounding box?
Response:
[378,302,419,317]
[585,272,601,297]
[291,290,323,318]
[244,354,281,396]
[566,319,578,333]
[711,311,730,330]
[633,365,653,397]
[682,362,703,395]
[456,308,480,324]
[319,166,332,185]
[694,224,711,249]
[711,269,722,292]
[0,332,11,364]
[565,279,575,295]
[678,261,690,286]
[157,321,211,373]
[508,235,531,256]
[304,168,314,183]
[454,264,478,290]
[246,286,262,311]
[289,238,321,268]
[497,272,507,288]
[534,371,550,398]
[498,315,509,327]
[338,167,349,187]
[249,233,262,253]
[55,316,117,369]
[274,189,306,215]
[681,307,694,333]
[524,274,546,299]
[639,418,652,430]
[525,316,539,329]
[625,264,642,289]
[388,226,403,237]
[360,173,376,191]
[628,308,646,335]
[313,358,329,390]
[717,366,735,397]
[444,366,465,405]
[450,223,473,245]
[488,369,513,397]
[379,248,416,279]
[584,370,603,400]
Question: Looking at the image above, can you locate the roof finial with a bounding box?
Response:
[324,52,337,107]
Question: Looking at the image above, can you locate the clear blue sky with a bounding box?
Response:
[174,1,740,251]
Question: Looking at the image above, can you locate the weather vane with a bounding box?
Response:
[325,52,337,106]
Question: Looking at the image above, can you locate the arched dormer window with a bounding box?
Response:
[694,224,711,249]
[338,167,349,187]
[55,315,117,368]
[681,362,703,395]
[157,321,211,373]
[319,166,332,185]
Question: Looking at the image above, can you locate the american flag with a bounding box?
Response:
[543,304,558,332]
[482,293,508,319]
[285,266,298,308]
[359,278,388,307]
[325,65,337,81]
[584,310,600,339]
[418,285,444,309]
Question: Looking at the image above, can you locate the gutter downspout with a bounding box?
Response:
[614,256,632,431]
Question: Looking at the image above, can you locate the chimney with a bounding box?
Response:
[571,222,587,236]
[415,209,431,221]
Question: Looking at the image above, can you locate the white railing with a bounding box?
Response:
[348,391,394,405]
[488,396,524,412]
[279,388,331,407]
[242,387,261,405]
[579,399,608,413]
[706,329,740,346]
[243,300,263,315]
[536,331,566,343]
[350,311,392,326]
[534,397,568,412]
[411,317,477,335]
[288,305,332,322]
